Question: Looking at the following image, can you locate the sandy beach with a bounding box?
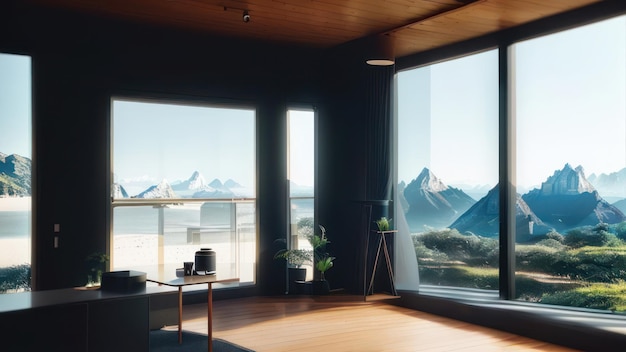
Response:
[0,197,31,211]
[0,238,30,267]
[0,205,255,282]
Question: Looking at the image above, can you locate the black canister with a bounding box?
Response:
[194,248,216,275]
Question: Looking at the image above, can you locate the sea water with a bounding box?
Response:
[0,211,30,238]
[0,199,313,268]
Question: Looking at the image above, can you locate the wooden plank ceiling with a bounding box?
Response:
[29,0,602,58]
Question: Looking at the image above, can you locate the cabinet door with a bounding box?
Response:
[0,303,88,352]
[88,296,149,352]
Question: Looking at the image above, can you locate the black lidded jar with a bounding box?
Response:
[194,248,216,275]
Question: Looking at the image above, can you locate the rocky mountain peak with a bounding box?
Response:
[136,179,177,198]
[539,163,596,196]
[415,167,448,192]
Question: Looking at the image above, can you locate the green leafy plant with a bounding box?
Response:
[310,225,335,280]
[274,248,312,268]
[315,256,335,281]
[86,252,109,286]
[275,225,336,281]
[375,217,391,231]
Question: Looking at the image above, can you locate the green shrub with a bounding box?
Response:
[545,230,564,243]
[515,275,580,302]
[416,229,498,266]
[614,222,626,241]
[564,225,620,248]
[540,282,626,312]
[414,242,448,264]
[0,264,31,293]
[515,245,561,272]
[536,238,566,250]
[567,247,626,282]
[418,265,498,289]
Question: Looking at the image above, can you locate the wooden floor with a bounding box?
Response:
[170,295,580,352]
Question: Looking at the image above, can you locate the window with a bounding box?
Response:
[396,50,499,291]
[287,109,315,282]
[111,98,256,287]
[396,13,626,313]
[0,53,32,294]
[514,15,626,310]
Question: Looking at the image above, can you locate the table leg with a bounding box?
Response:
[367,235,384,295]
[381,234,398,296]
[178,286,183,344]
[208,283,213,352]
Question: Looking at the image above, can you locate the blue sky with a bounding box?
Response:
[113,99,256,190]
[2,15,624,195]
[398,15,626,193]
[288,109,315,188]
[0,53,31,158]
[515,15,626,189]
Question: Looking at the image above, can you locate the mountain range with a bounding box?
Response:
[400,168,475,230]
[0,153,31,197]
[113,171,253,199]
[406,164,626,240]
[3,149,626,238]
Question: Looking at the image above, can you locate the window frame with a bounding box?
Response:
[394,9,626,306]
[109,95,258,288]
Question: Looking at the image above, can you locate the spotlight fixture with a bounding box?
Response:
[243,10,250,23]
[365,34,395,66]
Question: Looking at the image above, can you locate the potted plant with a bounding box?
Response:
[274,245,313,294]
[85,252,110,287]
[275,224,336,295]
[375,217,392,231]
[310,225,335,295]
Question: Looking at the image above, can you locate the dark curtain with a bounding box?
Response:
[366,66,394,202]
[361,65,395,295]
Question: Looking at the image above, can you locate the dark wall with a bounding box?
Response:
[1,1,383,294]
[317,46,373,294]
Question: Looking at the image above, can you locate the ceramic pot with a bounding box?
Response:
[194,248,216,275]
[288,267,307,294]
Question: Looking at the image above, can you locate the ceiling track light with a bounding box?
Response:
[223,6,250,23]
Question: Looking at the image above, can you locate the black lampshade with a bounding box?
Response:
[366,34,395,66]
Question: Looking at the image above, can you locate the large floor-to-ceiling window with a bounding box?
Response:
[514,15,626,310]
[0,53,32,294]
[396,13,626,313]
[111,98,256,287]
[397,50,499,291]
[286,109,315,284]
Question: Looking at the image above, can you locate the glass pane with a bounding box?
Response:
[514,15,626,311]
[287,109,315,283]
[0,53,32,294]
[112,201,255,284]
[111,99,256,287]
[397,50,499,291]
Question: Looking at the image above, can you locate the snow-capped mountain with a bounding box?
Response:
[449,185,551,241]
[191,179,231,198]
[522,164,626,231]
[116,175,158,198]
[403,168,476,231]
[135,179,178,198]
[111,183,129,199]
[404,163,626,239]
[129,171,253,199]
[171,171,207,197]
